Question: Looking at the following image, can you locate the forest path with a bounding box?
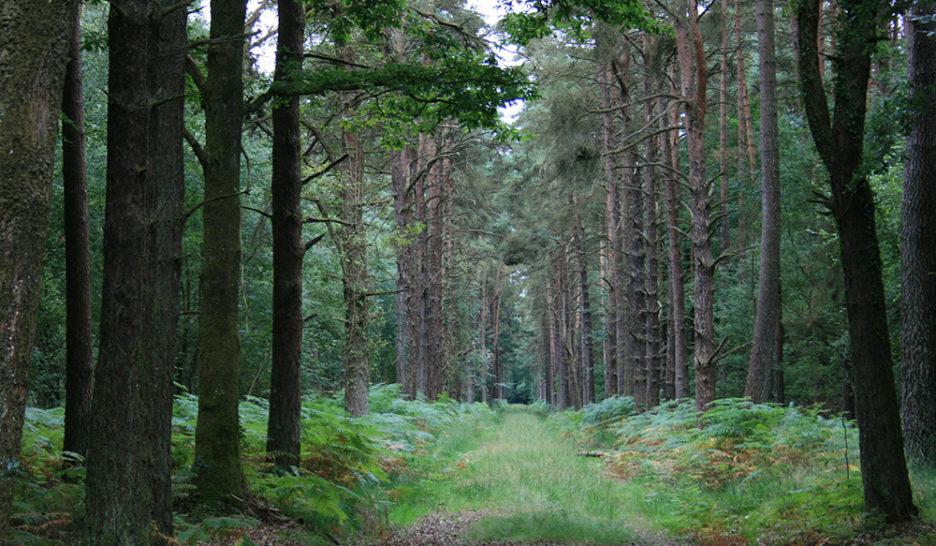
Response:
[380,409,693,545]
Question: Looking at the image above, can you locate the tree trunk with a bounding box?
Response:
[393,147,414,387]
[796,0,916,522]
[675,0,717,412]
[662,101,687,400]
[195,0,249,502]
[490,261,505,400]
[599,60,620,398]
[734,0,756,266]
[901,0,936,468]
[425,136,447,399]
[575,208,595,405]
[745,0,782,403]
[0,0,75,535]
[719,0,731,253]
[268,0,306,468]
[340,122,371,417]
[643,59,662,408]
[85,0,184,540]
[62,6,94,460]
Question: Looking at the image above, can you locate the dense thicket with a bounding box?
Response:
[4,0,931,538]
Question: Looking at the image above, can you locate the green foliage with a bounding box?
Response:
[566,398,871,542]
[581,395,637,426]
[501,0,664,46]
[14,386,498,544]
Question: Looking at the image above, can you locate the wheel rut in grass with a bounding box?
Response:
[380,409,693,545]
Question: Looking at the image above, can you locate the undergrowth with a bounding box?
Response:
[12,383,496,545]
[560,397,936,544]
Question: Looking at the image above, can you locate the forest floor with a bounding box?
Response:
[371,410,697,546]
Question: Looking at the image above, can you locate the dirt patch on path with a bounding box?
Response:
[372,511,697,546]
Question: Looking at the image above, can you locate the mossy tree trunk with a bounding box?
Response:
[267,0,306,470]
[0,0,76,536]
[195,0,248,504]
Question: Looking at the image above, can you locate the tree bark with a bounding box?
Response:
[195,0,249,502]
[745,0,782,403]
[674,0,717,412]
[268,0,306,468]
[0,0,76,535]
[85,0,185,540]
[901,0,936,467]
[575,208,595,405]
[599,59,620,398]
[339,120,371,417]
[662,100,687,400]
[796,0,916,522]
[62,5,94,460]
[426,136,447,399]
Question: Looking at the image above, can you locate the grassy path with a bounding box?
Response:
[387,408,687,545]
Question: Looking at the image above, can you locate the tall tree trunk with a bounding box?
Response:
[340,122,371,417]
[491,262,505,400]
[393,147,413,387]
[545,276,557,405]
[745,0,782,403]
[62,6,94,460]
[663,100,688,400]
[734,0,755,266]
[0,0,76,535]
[268,0,306,467]
[675,0,717,412]
[901,0,936,467]
[599,59,620,398]
[643,59,662,408]
[575,208,595,405]
[426,136,447,399]
[146,0,187,525]
[195,0,249,502]
[86,0,185,540]
[553,251,570,409]
[796,0,916,522]
[719,0,731,253]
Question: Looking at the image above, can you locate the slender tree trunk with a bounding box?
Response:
[86,0,184,540]
[745,0,783,403]
[545,277,557,405]
[643,59,662,408]
[426,137,447,399]
[576,208,595,405]
[663,100,688,400]
[553,251,569,409]
[0,0,75,535]
[734,0,755,266]
[719,0,731,253]
[901,0,936,467]
[268,0,306,466]
[393,147,413,387]
[340,123,371,417]
[491,262,504,400]
[599,60,620,398]
[675,0,717,411]
[796,0,916,522]
[62,6,94,460]
[195,0,249,502]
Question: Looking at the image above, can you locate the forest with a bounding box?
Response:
[1,0,935,543]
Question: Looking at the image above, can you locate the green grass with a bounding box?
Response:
[388,406,656,544]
